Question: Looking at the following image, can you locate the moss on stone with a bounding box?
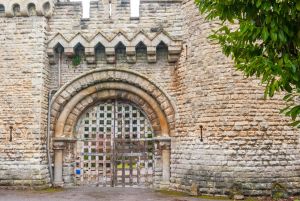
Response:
[33,187,64,193]
[195,195,231,200]
[157,189,188,197]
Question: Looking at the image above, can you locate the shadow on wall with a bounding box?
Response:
[178,168,293,197]
[181,168,232,195]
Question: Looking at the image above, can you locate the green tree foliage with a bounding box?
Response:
[195,0,300,127]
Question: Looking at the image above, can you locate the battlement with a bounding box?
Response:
[0,0,182,19]
[0,0,54,17]
[54,0,182,20]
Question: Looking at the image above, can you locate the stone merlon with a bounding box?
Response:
[0,0,54,17]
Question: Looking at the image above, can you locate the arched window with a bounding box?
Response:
[115,42,126,63]
[43,2,50,15]
[54,43,64,54]
[71,43,85,67]
[130,0,140,18]
[28,3,36,16]
[156,41,168,61]
[0,4,5,15]
[95,43,106,64]
[13,4,20,16]
[136,42,147,62]
[74,43,85,57]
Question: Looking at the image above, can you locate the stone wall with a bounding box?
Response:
[48,0,182,95]
[170,0,300,196]
[0,16,50,188]
[0,0,300,195]
[48,0,182,39]
[47,0,182,188]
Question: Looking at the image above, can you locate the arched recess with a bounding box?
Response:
[63,87,162,136]
[50,68,176,187]
[0,4,5,15]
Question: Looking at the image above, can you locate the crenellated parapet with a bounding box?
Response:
[47,30,183,64]
[0,0,54,18]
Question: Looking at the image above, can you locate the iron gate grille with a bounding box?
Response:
[75,100,155,187]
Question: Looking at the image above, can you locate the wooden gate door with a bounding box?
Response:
[75,100,155,187]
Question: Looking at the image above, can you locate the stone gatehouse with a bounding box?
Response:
[0,0,299,196]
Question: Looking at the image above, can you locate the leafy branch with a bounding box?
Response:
[196,0,300,127]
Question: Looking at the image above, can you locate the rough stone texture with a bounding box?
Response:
[170,0,300,196]
[48,0,182,39]
[0,0,300,196]
[0,16,50,188]
[47,0,182,94]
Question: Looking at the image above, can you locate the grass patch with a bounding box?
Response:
[244,198,260,201]
[157,189,189,197]
[33,187,64,193]
[195,195,231,200]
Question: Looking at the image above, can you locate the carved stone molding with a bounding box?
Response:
[53,141,65,150]
[156,136,171,150]
[50,68,177,139]
[47,30,183,64]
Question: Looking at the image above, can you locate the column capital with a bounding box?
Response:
[53,141,65,150]
[160,142,171,150]
[53,137,76,149]
[155,136,171,150]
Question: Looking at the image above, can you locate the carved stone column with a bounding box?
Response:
[162,145,171,182]
[156,136,171,189]
[53,141,65,187]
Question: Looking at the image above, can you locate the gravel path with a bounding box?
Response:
[0,187,226,201]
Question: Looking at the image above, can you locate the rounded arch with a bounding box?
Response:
[42,1,51,16]
[74,98,155,136]
[0,4,5,14]
[51,68,176,139]
[27,3,36,16]
[64,88,161,137]
[12,3,20,16]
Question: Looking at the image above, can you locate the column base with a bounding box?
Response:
[53,181,64,187]
[159,181,170,190]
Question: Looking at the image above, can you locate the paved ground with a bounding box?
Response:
[0,187,225,201]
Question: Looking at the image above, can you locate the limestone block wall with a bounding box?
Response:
[46,0,183,188]
[48,0,182,39]
[1,0,299,194]
[0,16,50,188]
[169,0,300,195]
[47,0,183,98]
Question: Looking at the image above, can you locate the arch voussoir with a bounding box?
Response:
[59,83,165,136]
[64,89,160,136]
[50,68,176,189]
[51,68,176,139]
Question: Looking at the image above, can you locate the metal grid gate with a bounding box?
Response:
[75,100,155,187]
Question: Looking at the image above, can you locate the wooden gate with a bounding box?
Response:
[75,100,155,187]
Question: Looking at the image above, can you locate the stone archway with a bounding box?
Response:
[74,100,156,187]
[50,68,175,188]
